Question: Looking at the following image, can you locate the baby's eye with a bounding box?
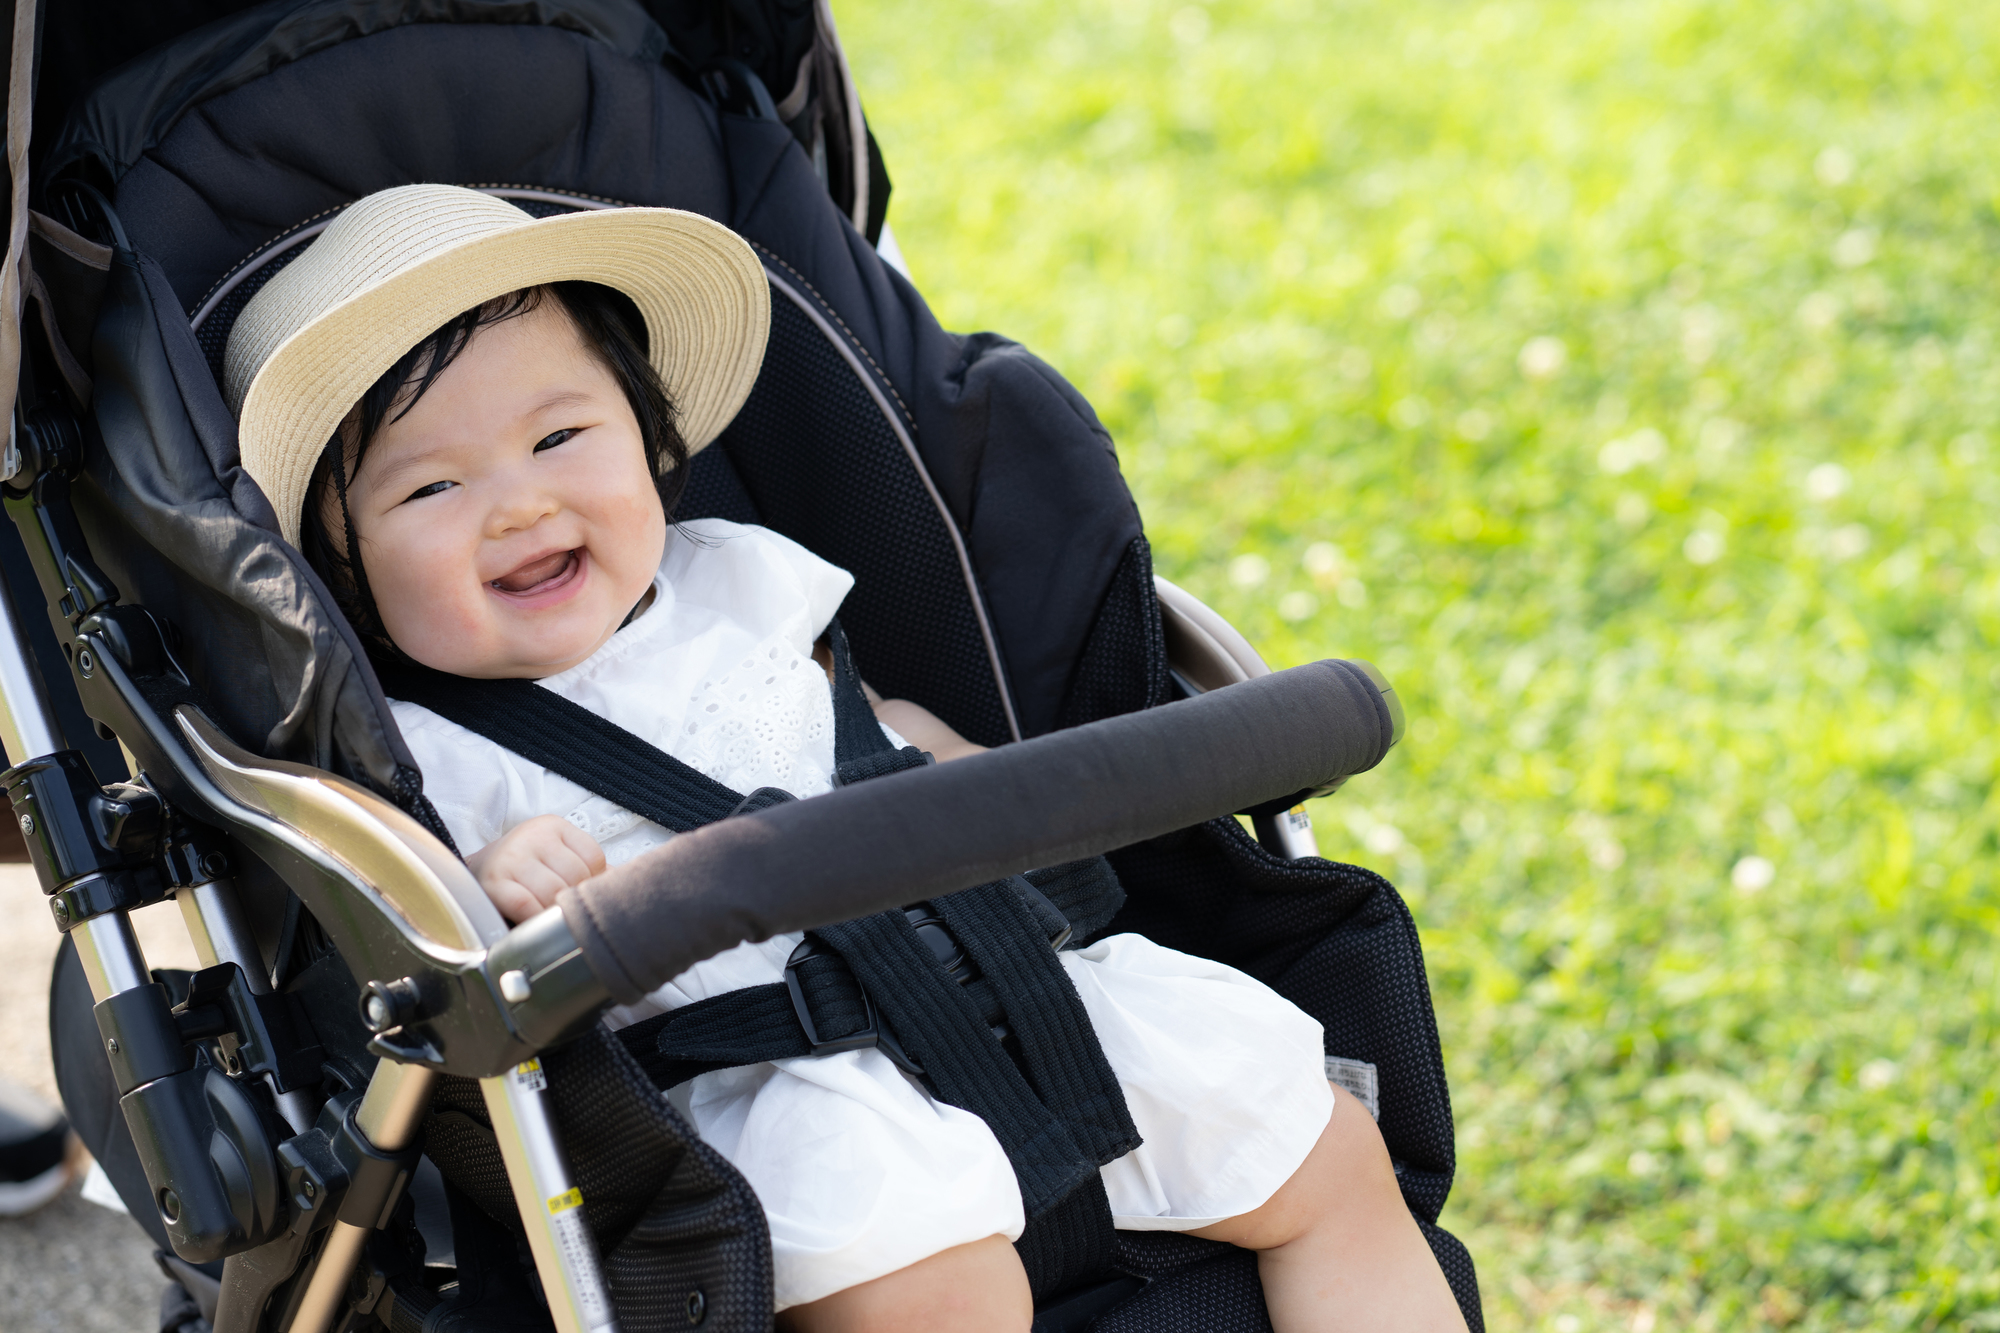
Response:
[404,480,456,503]
[534,428,578,453]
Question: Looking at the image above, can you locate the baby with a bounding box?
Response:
[224,185,1465,1333]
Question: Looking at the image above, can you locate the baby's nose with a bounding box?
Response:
[488,488,563,533]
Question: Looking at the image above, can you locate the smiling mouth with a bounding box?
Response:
[490,548,582,596]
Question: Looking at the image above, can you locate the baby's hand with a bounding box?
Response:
[466,815,607,924]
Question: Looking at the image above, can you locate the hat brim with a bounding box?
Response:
[237,207,770,547]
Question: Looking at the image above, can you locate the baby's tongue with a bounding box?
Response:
[493,550,573,593]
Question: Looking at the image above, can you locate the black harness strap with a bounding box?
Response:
[621,948,872,1090]
[1012,1182,1122,1308]
[933,887,1140,1169]
[377,665,743,833]
[390,618,1137,1231]
[821,622,1143,1185]
[810,909,1106,1218]
[826,618,931,785]
[1021,858,1126,948]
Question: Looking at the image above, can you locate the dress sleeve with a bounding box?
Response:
[388,701,529,854]
[667,519,856,644]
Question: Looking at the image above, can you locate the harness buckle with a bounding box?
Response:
[783,939,924,1077]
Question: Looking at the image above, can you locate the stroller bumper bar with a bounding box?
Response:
[0,599,1394,1303]
[245,653,1404,1077]
[131,652,1399,1088]
[556,655,1399,1007]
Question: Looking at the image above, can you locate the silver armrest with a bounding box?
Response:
[175,707,504,954]
[1155,574,1271,693]
[1153,575,1318,858]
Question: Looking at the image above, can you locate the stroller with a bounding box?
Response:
[3,2,1482,1329]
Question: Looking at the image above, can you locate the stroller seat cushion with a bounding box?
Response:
[393,515,1338,1308]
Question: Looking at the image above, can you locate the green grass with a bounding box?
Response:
[838,0,2000,1327]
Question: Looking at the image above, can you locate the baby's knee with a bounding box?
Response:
[777,1234,1031,1333]
[1197,1085,1405,1251]
[1312,1083,1403,1202]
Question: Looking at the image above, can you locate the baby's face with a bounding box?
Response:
[335,300,668,678]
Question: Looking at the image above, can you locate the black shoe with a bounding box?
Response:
[0,1078,73,1217]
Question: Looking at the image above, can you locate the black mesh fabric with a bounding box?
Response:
[422,1080,527,1242]
[707,276,1014,746]
[190,227,311,385]
[675,443,761,525]
[1421,1219,1485,1333]
[421,1028,773,1333]
[1055,536,1170,731]
[1095,1235,1270,1333]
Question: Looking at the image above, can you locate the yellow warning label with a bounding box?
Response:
[516,1059,543,1075]
[546,1187,583,1215]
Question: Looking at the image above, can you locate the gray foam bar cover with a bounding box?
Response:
[561,658,1393,1003]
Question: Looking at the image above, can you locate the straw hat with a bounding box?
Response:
[224,184,770,546]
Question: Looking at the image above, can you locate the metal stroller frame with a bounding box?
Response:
[0,3,1473,1329]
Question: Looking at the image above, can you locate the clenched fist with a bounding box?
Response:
[465,815,608,924]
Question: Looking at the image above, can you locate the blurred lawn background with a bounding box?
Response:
[840,1,2000,1328]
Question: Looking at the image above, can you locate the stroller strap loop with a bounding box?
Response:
[383,618,1136,1221]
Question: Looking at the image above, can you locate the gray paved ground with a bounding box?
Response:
[0,864,198,1329]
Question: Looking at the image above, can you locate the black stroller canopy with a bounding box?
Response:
[9,2,1483,1329]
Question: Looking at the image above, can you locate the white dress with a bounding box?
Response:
[394,518,1333,1311]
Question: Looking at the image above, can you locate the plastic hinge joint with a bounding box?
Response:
[322,1092,419,1231]
[3,751,166,920]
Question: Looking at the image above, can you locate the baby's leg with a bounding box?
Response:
[776,1234,1031,1333]
[1189,1088,1467,1333]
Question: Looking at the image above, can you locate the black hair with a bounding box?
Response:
[298,281,688,659]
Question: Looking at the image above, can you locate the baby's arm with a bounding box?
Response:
[465,814,608,923]
[811,635,988,762]
[859,677,988,763]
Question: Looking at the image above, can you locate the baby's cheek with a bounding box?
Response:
[366,522,492,667]
[591,477,668,592]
